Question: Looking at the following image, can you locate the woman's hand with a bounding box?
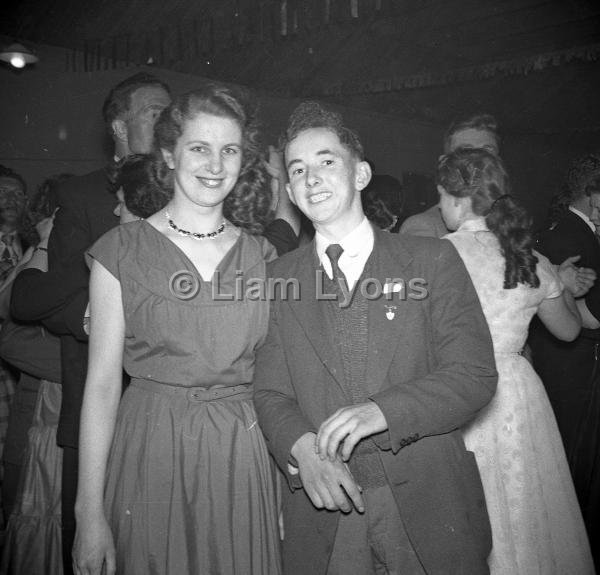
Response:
[72,514,116,575]
[35,209,58,245]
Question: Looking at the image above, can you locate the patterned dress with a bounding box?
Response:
[88,221,282,575]
[446,218,594,574]
[0,231,22,521]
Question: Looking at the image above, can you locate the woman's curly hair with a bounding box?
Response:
[361,174,403,231]
[115,154,170,218]
[437,148,539,289]
[153,84,272,234]
[29,173,73,222]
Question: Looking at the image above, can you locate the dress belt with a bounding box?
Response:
[130,378,253,402]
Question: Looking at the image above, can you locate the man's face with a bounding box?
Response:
[589,192,600,228]
[285,128,368,229]
[124,85,171,154]
[0,176,25,227]
[446,128,499,156]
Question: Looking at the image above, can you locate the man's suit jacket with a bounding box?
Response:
[254,229,497,575]
[536,210,600,321]
[530,209,600,454]
[400,204,449,238]
[11,168,117,447]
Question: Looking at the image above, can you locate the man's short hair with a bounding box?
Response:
[0,164,27,195]
[283,101,364,160]
[547,152,600,219]
[566,152,600,201]
[102,72,170,129]
[444,113,499,148]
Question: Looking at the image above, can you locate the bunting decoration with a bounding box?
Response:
[319,43,600,96]
[60,0,600,93]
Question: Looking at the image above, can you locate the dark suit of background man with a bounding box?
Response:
[253,102,498,574]
[11,73,171,574]
[530,153,600,567]
[400,113,500,238]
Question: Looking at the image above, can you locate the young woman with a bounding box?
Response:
[73,85,281,575]
[438,148,594,574]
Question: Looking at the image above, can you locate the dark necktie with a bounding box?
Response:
[0,232,16,282]
[325,243,347,287]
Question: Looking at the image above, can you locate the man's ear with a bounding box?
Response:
[111,119,128,143]
[161,148,175,170]
[285,182,297,206]
[355,161,372,192]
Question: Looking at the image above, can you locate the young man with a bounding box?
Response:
[530,154,600,566]
[254,102,497,574]
[400,113,500,238]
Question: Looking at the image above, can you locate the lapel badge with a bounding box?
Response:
[383,281,403,295]
[384,305,397,320]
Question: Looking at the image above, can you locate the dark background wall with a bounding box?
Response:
[0,41,441,201]
[1,36,598,230]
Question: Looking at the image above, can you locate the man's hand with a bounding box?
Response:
[290,432,364,513]
[316,402,388,462]
[558,255,596,298]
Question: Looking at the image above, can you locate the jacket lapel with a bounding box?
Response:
[284,244,349,399]
[365,229,415,393]
[283,231,416,399]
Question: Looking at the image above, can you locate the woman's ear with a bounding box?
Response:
[161,148,175,170]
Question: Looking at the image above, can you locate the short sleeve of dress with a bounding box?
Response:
[535,250,563,300]
[86,226,122,280]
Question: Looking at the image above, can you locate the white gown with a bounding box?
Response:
[446,218,594,575]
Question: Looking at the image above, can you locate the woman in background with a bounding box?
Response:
[0,165,39,527]
[0,173,66,574]
[112,153,170,222]
[73,85,281,575]
[438,148,594,574]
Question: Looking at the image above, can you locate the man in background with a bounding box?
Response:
[400,113,500,237]
[530,153,600,566]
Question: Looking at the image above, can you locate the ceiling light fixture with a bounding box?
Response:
[0,43,39,69]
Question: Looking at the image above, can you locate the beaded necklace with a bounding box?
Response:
[165,211,226,241]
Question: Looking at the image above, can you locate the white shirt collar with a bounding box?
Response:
[569,206,596,233]
[315,217,374,287]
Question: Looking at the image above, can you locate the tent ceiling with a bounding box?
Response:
[2,0,599,135]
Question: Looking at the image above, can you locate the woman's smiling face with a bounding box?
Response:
[162,111,243,210]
